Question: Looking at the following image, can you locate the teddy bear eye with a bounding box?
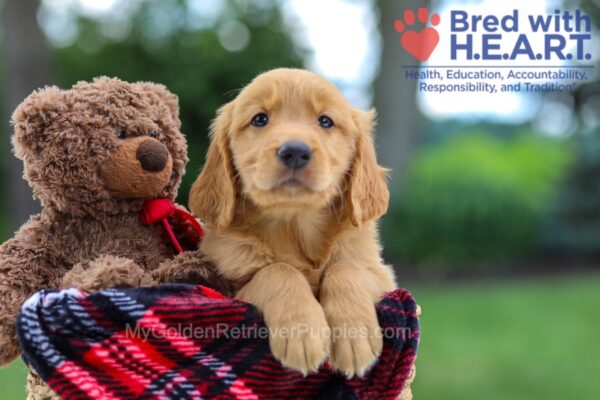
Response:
[148,130,158,138]
[116,130,126,140]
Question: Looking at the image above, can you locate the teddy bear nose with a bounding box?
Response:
[136,139,169,172]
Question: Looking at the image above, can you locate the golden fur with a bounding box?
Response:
[189,68,396,376]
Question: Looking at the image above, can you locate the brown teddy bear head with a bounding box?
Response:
[11,77,188,217]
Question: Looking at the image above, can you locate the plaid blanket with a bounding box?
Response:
[17,284,419,400]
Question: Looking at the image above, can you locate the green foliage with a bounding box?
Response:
[49,0,305,203]
[0,214,8,243]
[579,0,600,26]
[383,132,572,268]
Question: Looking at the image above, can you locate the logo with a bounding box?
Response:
[449,10,592,61]
[395,7,441,62]
[397,6,595,96]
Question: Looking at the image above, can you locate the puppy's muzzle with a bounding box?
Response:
[136,139,169,172]
[277,141,312,170]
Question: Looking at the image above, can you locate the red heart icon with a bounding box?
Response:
[401,27,440,62]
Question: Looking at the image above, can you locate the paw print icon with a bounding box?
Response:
[395,7,441,62]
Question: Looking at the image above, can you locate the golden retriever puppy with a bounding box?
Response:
[189,68,396,376]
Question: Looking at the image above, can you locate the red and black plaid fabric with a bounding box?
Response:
[17,284,419,400]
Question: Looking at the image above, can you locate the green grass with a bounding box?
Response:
[0,275,598,399]
[0,360,27,399]
[411,274,600,400]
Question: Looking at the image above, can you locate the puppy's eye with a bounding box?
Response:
[251,113,269,127]
[318,115,335,129]
[116,130,126,140]
[148,130,158,138]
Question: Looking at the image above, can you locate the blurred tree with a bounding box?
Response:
[547,0,600,260]
[374,0,431,273]
[1,0,48,230]
[572,0,600,121]
[373,0,428,191]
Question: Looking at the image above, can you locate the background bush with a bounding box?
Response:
[383,132,572,270]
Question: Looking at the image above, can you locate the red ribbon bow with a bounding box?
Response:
[140,198,204,254]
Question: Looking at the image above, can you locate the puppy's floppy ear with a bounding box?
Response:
[189,102,236,231]
[346,109,390,226]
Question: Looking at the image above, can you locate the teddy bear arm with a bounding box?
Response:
[0,280,26,366]
[0,235,65,366]
[152,250,234,297]
[61,255,155,292]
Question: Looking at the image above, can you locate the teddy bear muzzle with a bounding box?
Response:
[100,136,174,199]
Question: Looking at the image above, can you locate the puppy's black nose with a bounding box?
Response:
[277,141,312,170]
[136,139,169,172]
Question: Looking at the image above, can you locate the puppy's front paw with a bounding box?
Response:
[328,307,383,377]
[266,303,331,375]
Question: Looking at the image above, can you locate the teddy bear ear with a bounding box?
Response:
[136,82,181,129]
[11,86,67,158]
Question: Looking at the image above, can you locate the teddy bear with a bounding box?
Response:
[0,77,231,400]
